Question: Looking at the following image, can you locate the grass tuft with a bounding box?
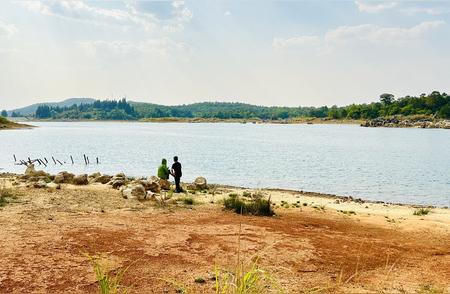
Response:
[88,255,133,294]
[223,195,274,216]
[413,208,431,216]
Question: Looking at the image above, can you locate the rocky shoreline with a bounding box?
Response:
[361,116,450,129]
[2,165,446,209]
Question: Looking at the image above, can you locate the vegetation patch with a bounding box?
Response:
[88,255,133,294]
[0,188,17,207]
[177,196,196,205]
[413,208,431,216]
[223,195,274,216]
[338,210,356,216]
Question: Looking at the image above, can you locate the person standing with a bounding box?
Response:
[157,158,170,180]
[171,156,183,193]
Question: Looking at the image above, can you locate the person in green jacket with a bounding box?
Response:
[157,158,170,180]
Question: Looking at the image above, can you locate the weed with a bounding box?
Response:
[418,283,445,294]
[194,277,206,284]
[179,196,195,205]
[223,195,274,216]
[413,208,431,216]
[0,187,17,207]
[228,193,239,197]
[302,203,308,206]
[313,205,326,211]
[242,191,251,198]
[338,210,356,216]
[88,255,134,294]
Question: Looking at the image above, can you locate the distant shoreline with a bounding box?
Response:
[21,117,363,125]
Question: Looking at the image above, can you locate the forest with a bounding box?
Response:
[26,91,450,121]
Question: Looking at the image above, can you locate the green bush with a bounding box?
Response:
[223,195,274,216]
[413,208,431,216]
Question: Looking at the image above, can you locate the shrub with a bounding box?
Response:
[223,195,274,216]
[413,208,431,216]
[181,197,195,205]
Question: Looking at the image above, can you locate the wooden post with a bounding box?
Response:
[87,156,90,164]
[13,155,16,162]
[28,157,32,164]
[83,154,87,165]
[44,157,48,164]
[52,157,56,164]
[41,159,47,167]
[70,155,74,164]
[96,157,99,164]
[56,159,63,165]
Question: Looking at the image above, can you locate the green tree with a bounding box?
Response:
[380,93,395,105]
[1,110,7,117]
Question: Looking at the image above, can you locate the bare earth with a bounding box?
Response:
[0,179,449,293]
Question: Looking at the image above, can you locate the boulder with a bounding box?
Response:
[193,177,208,190]
[121,184,146,200]
[115,173,126,179]
[73,174,88,185]
[109,179,126,189]
[159,179,171,190]
[25,164,49,178]
[54,172,75,184]
[140,179,160,193]
[89,172,101,178]
[46,182,61,189]
[33,180,47,189]
[25,164,36,176]
[94,175,112,184]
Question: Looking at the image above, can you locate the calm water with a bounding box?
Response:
[1,122,449,206]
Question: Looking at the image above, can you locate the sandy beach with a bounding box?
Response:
[0,174,449,293]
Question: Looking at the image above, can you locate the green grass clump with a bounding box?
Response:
[88,255,132,294]
[223,195,274,216]
[178,196,195,205]
[194,277,206,284]
[215,258,279,294]
[413,208,431,216]
[0,188,17,207]
[312,205,326,211]
[338,210,356,215]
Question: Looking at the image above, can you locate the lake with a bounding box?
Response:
[1,122,449,206]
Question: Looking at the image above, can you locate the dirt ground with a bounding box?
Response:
[0,181,449,293]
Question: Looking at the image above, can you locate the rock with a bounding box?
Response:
[148,175,159,182]
[33,180,47,189]
[89,172,101,178]
[46,182,61,189]
[194,177,207,190]
[159,179,171,190]
[115,173,126,179]
[94,175,112,184]
[54,172,75,184]
[25,164,49,178]
[109,179,125,189]
[73,174,88,185]
[25,164,36,176]
[141,179,160,193]
[121,184,146,200]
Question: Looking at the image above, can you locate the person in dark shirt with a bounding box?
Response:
[171,156,183,193]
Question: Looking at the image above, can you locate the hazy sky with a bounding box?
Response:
[1,0,450,109]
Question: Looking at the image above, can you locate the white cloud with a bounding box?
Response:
[273,36,320,50]
[0,19,18,37]
[78,38,189,58]
[19,0,192,32]
[224,11,231,16]
[274,21,445,52]
[354,1,397,13]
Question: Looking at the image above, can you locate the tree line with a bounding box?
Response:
[21,91,450,121]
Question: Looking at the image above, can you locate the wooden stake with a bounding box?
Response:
[52,157,56,164]
[70,155,74,164]
[13,155,16,162]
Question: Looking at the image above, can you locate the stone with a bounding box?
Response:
[115,173,126,179]
[73,174,88,185]
[25,164,36,176]
[194,177,208,190]
[121,184,146,200]
[46,182,61,189]
[94,175,112,184]
[109,179,125,189]
[54,171,75,184]
[33,180,47,189]
[159,179,171,190]
[141,179,160,193]
[89,172,101,178]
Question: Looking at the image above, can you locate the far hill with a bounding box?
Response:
[8,98,95,116]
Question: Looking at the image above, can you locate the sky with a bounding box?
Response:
[1,0,450,109]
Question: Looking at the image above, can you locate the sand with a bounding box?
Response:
[0,178,449,293]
